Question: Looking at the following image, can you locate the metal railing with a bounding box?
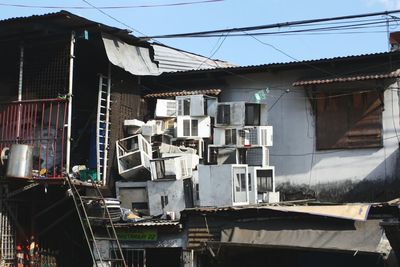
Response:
[0,99,68,178]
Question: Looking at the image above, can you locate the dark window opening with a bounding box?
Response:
[191,119,198,136]
[257,169,273,192]
[161,195,169,209]
[183,119,190,136]
[245,104,261,126]
[217,104,230,124]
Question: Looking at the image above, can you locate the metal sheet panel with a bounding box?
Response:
[220,219,388,254]
[102,33,160,76]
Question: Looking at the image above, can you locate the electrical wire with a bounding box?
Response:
[151,19,399,38]
[141,9,400,39]
[0,0,224,9]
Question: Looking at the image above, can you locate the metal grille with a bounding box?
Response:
[0,200,16,264]
[23,39,70,100]
[0,99,68,178]
[112,248,145,267]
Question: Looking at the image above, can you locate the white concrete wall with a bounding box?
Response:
[221,71,400,200]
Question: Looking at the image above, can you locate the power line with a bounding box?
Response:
[81,0,144,36]
[0,0,223,9]
[140,9,400,39]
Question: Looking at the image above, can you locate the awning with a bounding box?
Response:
[293,70,400,86]
[102,33,161,76]
[264,204,371,221]
[220,219,390,254]
[143,89,221,98]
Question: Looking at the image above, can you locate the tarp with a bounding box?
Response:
[262,204,371,221]
[220,219,391,254]
[102,33,161,76]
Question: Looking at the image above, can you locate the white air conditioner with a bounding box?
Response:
[248,166,277,204]
[199,164,249,207]
[150,156,192,181]
[208,145,269,166]
[155,99,177,117]
[141,120,165,136]
[172,138,205,159]
[176,116,211,138]
[214,126,273,146]
[116,134,152,179]
[216,102,268,127]
[238,146,269,166]
[176,95,218,117]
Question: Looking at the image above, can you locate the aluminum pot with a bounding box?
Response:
[6,144,33,179]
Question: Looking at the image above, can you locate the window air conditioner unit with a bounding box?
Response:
[141,120,165,136]
[176,116,211,138]
[248,166,279,204]
[237,146,269,166]
[150,156,192,181]
[216,102,268,127]
[116,134,152,179]
[198,164,249,207]
[214,126,273,146]
[172,138,205,159]
[155,99,177,118]
[176,95,218,117]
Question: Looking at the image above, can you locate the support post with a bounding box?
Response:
[66,31,75,174]
[17,44,24,138]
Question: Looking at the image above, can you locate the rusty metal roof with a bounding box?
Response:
[160,51,400,75]
[0,10,146,45]
[152,43,235,73]
[293,70,400,86]
[143,89,221,98]
[114,219,181,227]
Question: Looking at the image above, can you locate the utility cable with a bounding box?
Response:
[0,0,223,9]
[141,9,400,39]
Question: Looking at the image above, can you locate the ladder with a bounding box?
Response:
[96,73,111,186]
[66,176,127,267]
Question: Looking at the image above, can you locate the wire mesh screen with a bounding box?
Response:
[0,99,68,178]
[22,38,70,100]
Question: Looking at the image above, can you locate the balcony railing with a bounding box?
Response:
[0,99,68,178]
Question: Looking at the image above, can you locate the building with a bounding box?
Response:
[145,50,400,202]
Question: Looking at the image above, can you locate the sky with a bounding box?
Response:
[0,0,399,66]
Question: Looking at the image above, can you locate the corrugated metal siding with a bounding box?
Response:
[152,44,235,73]
[316,91,383,149]
[186,215,225,248]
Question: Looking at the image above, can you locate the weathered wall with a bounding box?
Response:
[221,71,400,202]
[198,164,234,207]
[147,179,187,219]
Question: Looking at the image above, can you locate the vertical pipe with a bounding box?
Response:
[66,31,75,174]
[53,103,60,177]
[17,45,24,139]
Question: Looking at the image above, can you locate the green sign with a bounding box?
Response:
[117,229,158,241]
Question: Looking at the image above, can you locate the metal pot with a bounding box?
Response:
[6,144,33,179]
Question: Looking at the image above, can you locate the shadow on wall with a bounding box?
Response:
[277,148,400,202]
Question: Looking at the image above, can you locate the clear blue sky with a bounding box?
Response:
[0,0,398,65]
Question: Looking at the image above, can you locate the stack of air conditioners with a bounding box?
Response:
[115,96,217,219]
[198,101,279,207]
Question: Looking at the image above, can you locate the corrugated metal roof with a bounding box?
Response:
[152,43,235,73]
[293,70,400,86]
[143,89,221,98]
[114,219,181,227]
[183,199,398,214]
[162,51,400,75]
[0,11,235,73]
